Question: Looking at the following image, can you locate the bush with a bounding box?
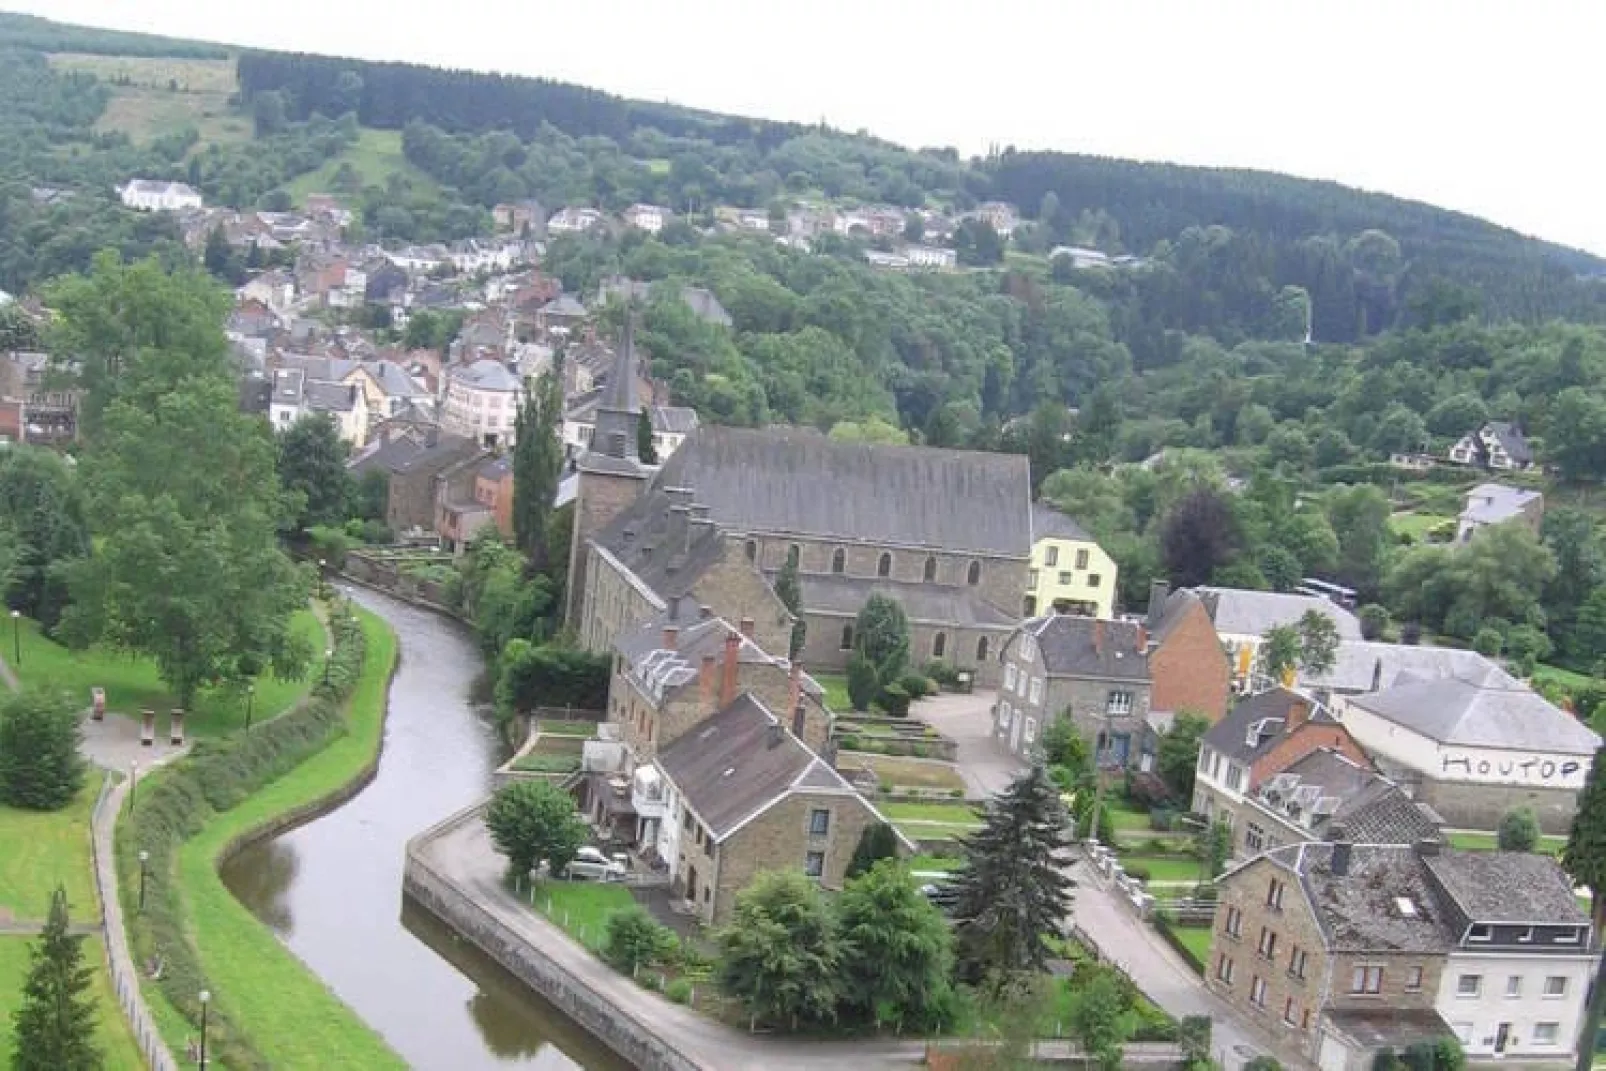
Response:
[305,524,353,570]
[1124,770,1174,812]
[1498,806,1540,852]
[846,654,879,711]
[494,639,608,725]
[1400,621,1423,645]
[1149,807,1177,832]
[922,660,960,689]
[665,977,693,1004]
[837,733,862,751]
[0,689,85,811]
[485,779,587,878]
[1358,603,1390,640]
[879,683,912,717]
[898,673,933,701]
[1123,864,1152,882]
[1473,626,1504,657]
[603,907,677,973]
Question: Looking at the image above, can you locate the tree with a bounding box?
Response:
[0,691,84,812]
[277,414,353,532]
[252,89,287,135]
[716,870,842,1029]
[1157,712,1210,802]
[1260,625,1303,683]
[1069,969,1130,1071]
[1498,806,1540,853]
[1198,818,1233,880]
[846,822,901,879]
[836,859,954,1029]
[11,885,101,1070]
[1040,714,1091,781]
[1161,488,1242,587]
[603,906,675,973]
[853,594,910,681]
[952,766,1074,979]
[845,654,879,712]
[0,447,89,629]
[1257,545,1302,592]
[1325,484,1393,595]
[1295,609,1340,676]
[202,225,235,282]
[774,555,806,660]
[1358,603,1391,641]
[1563,747,1606,1070]
[953,218,1003,266]
[484,780,587,879]
[1473,626,1504,658]
[512,367,564,569]
[828,416,908,445]
[635,409,658,465]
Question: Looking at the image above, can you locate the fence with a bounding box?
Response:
[89,771,179,1071]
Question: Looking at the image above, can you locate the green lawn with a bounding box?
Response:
[1169,923,1214,967]
[908,854,962,874]
[813,672,851,712]
[1447,830,1567,856]
[529,879,637,952]
[510,753,580,774]
[1117,853,1205,883]
[0,782,98,921]
[895,821,980,842]
[11,610,324,736]
[0,935,147,1069]
[283,128,438,205]
[1535,663,1597,691]
[167,609,404,1069]
[47,53,247,149]
[537,718,598,737]
[880,801,980,824]
[843,753,967,794]
[1107,804,1153,832]
[1389,511,1450,541]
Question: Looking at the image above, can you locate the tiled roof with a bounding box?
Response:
[1195,587,1363,640]
[595,486,726,602]
[1202,687,1330,764]
[1345,670,1600,753]
[1259,748,1440,846]
[1030,502,1092,542]
[1017,614,1149,681]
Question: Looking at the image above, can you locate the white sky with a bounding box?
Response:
[19,0,1606,255]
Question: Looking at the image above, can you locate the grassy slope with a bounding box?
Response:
[12,611,324,737]
[171,608,403,1069]
[282,128,439,205]
[0,782,98,921]
[46,52,248,148]
[0,935,147,1069]
[844,753,967,793]
[531,880,637,953]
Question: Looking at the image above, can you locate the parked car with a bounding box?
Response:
[562,845,628,883]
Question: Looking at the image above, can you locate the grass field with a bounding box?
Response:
[47,52,248,148]
[0,936,147,1069]
[0,782,98,921]
[1535,663,1597,691]
[1389,511,1451,542]
[537,718,598,737]
[908,854,962,874]
[529,879,637,953]
[11,611,324,737]
[166,609,404,1069]
[283,128,437,204]
[1168,923,1213,967]
[1117,853,1204,884]
[813,672,852,712]
[846,753,967,793]
[1447,830,1567,856]
[880,801,981,825]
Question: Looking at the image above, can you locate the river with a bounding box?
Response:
[220,588,624,1071]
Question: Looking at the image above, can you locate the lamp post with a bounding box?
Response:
[318,558,327,600]
[137,850,148,912]
[322,647,333,686]
[9,609,18,667]
[127,759,139,815]
[198,989,211,1069]
[244,684,255,732]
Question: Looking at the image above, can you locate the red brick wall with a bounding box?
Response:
[1150,600,1232,721]
[1249,721,1370,790]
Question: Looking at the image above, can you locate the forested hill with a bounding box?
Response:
[0,12,227,58]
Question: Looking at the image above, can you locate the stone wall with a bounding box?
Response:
[342,553,456,613]
[404,810,702,1071]
[714,792,881,924]
[1415,776,1580,835]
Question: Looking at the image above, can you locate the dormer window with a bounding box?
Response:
[1553,928,1583,944]
[1468,924,1492,943]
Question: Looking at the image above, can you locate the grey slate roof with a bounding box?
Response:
[654,693,853,842]
[360,360,429,399]
[1485,421,1533,465]
[1272,843,1454,953]
[1345,668,1600,753]
[1018,614,1149,681]
[1422,851,1589,926]
[1150,587,1211,646]
[1300,641,1502,695]
[1323,1009,1456,1051]
[1460,482,1542,526]
[304,380,358,413]
[1030,502,1092,542]
[649,405,700,436]
[655,426,1032,556]
[452,359,522,392]
[595,486,727,601]
[272,367,304,405]
[1196,587,1363,640]
[798,574,1016,629]
[1261,748,1441,846]
[1203,687,1334,764]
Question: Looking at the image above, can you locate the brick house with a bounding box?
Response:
[474,456,515,539]
[1145,582,1233,722]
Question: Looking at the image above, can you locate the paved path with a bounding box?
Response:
[915,689,1023,798]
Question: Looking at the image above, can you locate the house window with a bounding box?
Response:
[1456,974,1481,998]
[1106,691,1133,715]
[1029,677,1043,704]
[832,548,845,574]
[808,809,830,836]
[976,637,989,661]
[787,544,800,567]
[745,540,757,562]
[1029,568,1041,588]
[967,560,981,586]
[999,702,1012,729]
[1266,879,1285,911]
[1249,976,1267,1008]
[804,850,825,878]
[1405,966,1423,991]
[933,632,947,659]
[1023,596,1037,616]
[923,556,937,582]
[1075,548,1090,569]
[1045,546,1059,567]
[1506,976,1522,998]
[1244,823,1266,854]
[1005,664,1019,691]
[1301,1008,1311,1031]
[1223,906,1242,939]
[1544,975,1568,998]
[1469,924,1492,942]
[1534,1023,1560,1046]
[1024,717,1037,744]
[1351,966,1383,994]
[1256,927,1278,960]
[1227,763,1245,792]
[840,625,854,650]
[1282,998,1297,1026]
[878,552,892,578]
[1289,948,1308,980]
[1215,954,1235,984]
[1088,574,1101,588]
[1058,571,1072,585]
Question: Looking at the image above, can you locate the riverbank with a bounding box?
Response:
[116,605,405,1068]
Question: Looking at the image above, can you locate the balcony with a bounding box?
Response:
[630,764,666,820]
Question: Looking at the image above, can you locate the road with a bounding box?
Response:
[917,688,1021,798]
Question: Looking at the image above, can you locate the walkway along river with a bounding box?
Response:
[221,588,624,1070]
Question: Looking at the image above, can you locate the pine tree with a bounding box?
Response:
[512,366,564,570]
[12,886,102,1071]
[1564,747,1606,1071]
[774,555,806,659]
[951,766,1074,979]
[636,409,658,464]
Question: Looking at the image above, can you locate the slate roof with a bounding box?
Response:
[360,360,429,398]
[654,426,1032,556]
[649,405,700,436]
[1195,587,1363,640]
[1323,1009,1456,1051]
[541,294,589,318]
[1484,421,1533,465]
[1259,748,1440,846]
[1300,641,1502,695]
[348,431,477,477]
[595,486,726,601]
[1017,614,1149,681]
[1203,687,1333,764]
[1422,851,1589,926]
[1030,502,1092,542]
[1345,669,1600,754]
[654,694,858,842]
[1270,843,1453,953]
[1460,482,1542,526]
[304,380,358,413]
[1149,587,1212,646]
[799,574,1016,629]
[451,359,522,393]
[272,367,304,405]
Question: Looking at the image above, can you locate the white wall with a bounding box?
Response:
[1436,952,1594,1059]
[1335,701,1591,793]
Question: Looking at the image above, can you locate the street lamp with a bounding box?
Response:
[137,850,149,912]
[322,647,333,686]
[9,609,18,667]
[127,759,139,815]
[318,558,328,600]
[244,684,255,733]
[198,990,211,1069]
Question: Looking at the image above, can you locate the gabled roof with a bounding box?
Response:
[1016,614,1148,682]
[1202,687,1332,764]
[1345,668,1600,753]
[1259,843,1453,953]
[798,574,1016,629]
[595,486,726,602]
[1460,482,1542,525]
[1261,748,1440,846]
[649,405,700,436]
[1422,851,1587,927]
[271,367,304,405]
[655,426,1032,557]
[358,360,430,399]
[1483,421,1533,464]
[304,380,358,413]
[1030,501,1092,542]
[451,359,522,393]
[1300,641,1503,695]
[1195,587,1363,640]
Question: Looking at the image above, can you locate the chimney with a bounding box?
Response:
[668,594,682,622]
[1146,580,1171,628]
[720,628,741,709]
[1285,696,1311,733]
[1370,657,1383,693]
[1093,619,1105,656]
[699,604,712,620]
[662,625,678,651]
[1414,838,1442,858]
[739,617,755,639]
[1330,841,1352,876]
[699,654,716,705]
[1135,625,1148,653]
[767,722,784,749]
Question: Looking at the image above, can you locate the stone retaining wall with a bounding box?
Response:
[403,807,703,1071]
[341,555,461,619]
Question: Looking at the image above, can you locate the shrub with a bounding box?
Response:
[879,683,912,717]
[899,673,933,700]
[1358,603,1390,641]
[837,734,862,751]
[1473,626,1504,657]
[603,907,677,973]
[845,654,879,711]
[665,977,693,1004]
[923,660,960,689]
[305,524,353,569]
[1123,864,1152,882]
[1498,806,1540,852]
[1149,807,1177,832]
[1124,770,1174,811]
[0,689,85,811]
[485,779,588,878]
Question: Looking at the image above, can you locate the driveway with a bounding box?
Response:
[916,688,1024,799]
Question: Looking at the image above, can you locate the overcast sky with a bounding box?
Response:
[20,0,1606,255]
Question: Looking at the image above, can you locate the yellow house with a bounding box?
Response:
[1025,503,1117,618]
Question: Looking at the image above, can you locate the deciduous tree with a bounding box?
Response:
[1161,488,1242,587]
[836,859,954,1029]
[0,690,84,812]
[277,414,353,532]
[1157,712,1210,802]
[485,780,587,879]
[716,870,842,1029]
[512,368,565,570]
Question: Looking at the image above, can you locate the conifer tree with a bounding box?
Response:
[1564,747,1606,1071]
[951,765,1074,980]
[512,366,564,570]
[12,886,101,1071]
[774,555,806,659]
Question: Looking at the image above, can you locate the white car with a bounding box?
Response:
[563,845,628,882]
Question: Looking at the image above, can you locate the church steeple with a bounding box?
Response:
[592,314,641,461]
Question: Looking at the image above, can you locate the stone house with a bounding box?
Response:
[348,427,484,536]
[1455,482,1544,544]
[1190,585,1363,689]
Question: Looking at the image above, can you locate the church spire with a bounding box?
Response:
[592,311,642,460]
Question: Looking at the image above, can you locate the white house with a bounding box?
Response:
[386,245,447,273]
[441,359,525,449]
[268,367,370,445]
[1331,662,1600,834]
[239,271,295,312]
[1050,245,1113,270]
[547,207,606,235]
[118,179,203,213]
[561,389,698,461]
[624,204,668,234]
[1448,421,1533,472]
[905,245,957,269]
[1192,586,1364,687]
[1456,483,1544,543]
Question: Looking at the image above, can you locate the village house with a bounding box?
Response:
[1298,641,1507,700]
[547,206,606,235]
[492,199,544,235]
[1448,421,1533,472]
[348,426,485,536]
[433,452,496,554]
[971,201,1019,235]
[562,390,698,461]
[240,270,296,312]
[1456,483,1544,543]
[595,276,733,327]
[537,294,590,337]
[267,368,370,445]
[1331,663,1600,833]
[623,204,669,233]
[905,244,958,269]
[118,178,202,212]
[1209,841,1591,1070]
[1191,586,1364,688]
[1026,502,1117,618]
[1144,583,1234,724]
[227,299,282,339]
[440,359,524,449]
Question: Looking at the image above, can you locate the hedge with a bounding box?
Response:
[116,610,373,1070]
[1151,912,1208,976]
